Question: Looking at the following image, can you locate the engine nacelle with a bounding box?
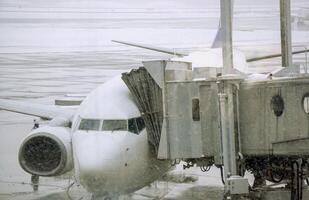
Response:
[18,126,73,176]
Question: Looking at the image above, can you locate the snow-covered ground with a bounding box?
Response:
[1,0,309,199]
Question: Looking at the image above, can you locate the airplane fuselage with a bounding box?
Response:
[71,76,171,197]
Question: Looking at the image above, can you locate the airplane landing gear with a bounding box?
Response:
[91,195,119,200]
[104,196,119,200]
[31,174,39,191]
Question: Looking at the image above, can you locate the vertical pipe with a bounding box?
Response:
[219,0,238,182]
[305,46,308,73]
[220,0,234,74]
[219,93,230,180]
[227,85,237,175]
[219,85,238,180]
[280,0,292,67]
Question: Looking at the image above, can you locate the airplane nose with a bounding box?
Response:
[73,132,125,194]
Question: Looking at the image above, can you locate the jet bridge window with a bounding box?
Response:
[79,119,100,131]
[303,93,309,114]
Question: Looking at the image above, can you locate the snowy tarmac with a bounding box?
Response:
[1,0,309,199]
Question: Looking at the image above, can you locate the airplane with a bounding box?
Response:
[1,4,309,200]
[0,75,171,200]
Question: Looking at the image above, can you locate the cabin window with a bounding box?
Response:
[102,120,127,131]
[79,119,100,131]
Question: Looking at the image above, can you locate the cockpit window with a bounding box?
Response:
[79,119,100,131]
[78,117,145,134]
[128,117,145,134]
[102,120,127,131]
[136,117,145,132]
[128,118,138,134]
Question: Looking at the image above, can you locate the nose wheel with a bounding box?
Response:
[104,196,119,200]
[91,195,119,200]
[31,174,39,191]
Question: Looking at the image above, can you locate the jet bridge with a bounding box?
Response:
[122,61,309,199]
[123,61,309,158]
[121,0,309,199]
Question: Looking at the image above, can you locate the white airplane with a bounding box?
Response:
[0,75,171,200]
[1,7,309,200]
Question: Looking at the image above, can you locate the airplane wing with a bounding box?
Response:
[114,39,309,63]
[0,99,76,120]
[246,49,309,62]
[112,40,188,57]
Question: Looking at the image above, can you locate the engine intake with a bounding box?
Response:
[19,126,73,176]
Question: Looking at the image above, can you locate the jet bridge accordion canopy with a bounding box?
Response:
[122,68,163,154]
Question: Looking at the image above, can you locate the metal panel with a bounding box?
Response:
[158,119,168,159]
[193,67,222,79]
[272,137,309,155]
[199,83,222,161]
[142,60,165,88]
[165,70,192,82]
[239,78,309,155]
[165,61,192,71]
[226,176,249,195]
[159,80,222,160]
[164,81,203,159]
[142,60,192,88]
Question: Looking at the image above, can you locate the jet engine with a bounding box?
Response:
[18,126,73,176]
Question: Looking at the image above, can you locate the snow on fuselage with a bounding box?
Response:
[71,76,170,197]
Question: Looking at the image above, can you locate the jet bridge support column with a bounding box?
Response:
[219,0,237,183]
[280,0,293,67]
[218,78,248,199]
[220,0,234,74]
[219,0,249,198]
[219,86,237,180]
